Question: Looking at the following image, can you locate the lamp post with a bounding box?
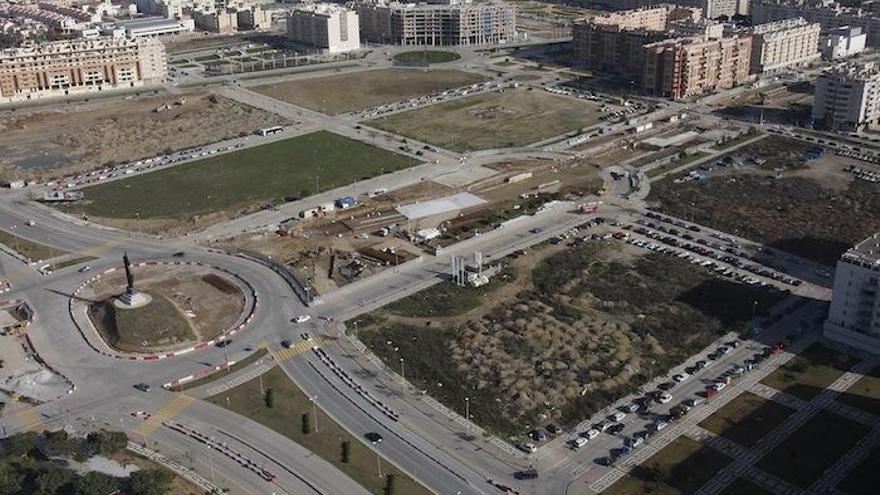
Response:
[465,397,470,431]
[310,396,319,433]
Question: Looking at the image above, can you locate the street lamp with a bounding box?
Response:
[310,396,319,433]
[400,358,406,384]
[465,397,470,431]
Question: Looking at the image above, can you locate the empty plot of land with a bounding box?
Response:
[756,410,868,489]
[604,436,731,495]
[761,343,859,401]
[837,364,880,416]
[699,391,795,448]
[252,68,487,115]
[0,91,286,182]
[60,131,418,225]
[397,192,486,219]
[366,88,602,152]
[838,445,880,495]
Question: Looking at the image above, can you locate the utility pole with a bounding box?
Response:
[311,396,319,433]
[465,397,470,431]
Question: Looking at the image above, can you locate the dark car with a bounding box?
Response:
[134,383,151,392]
[281,339,293,348]
[608,423,626,435]
[216,340,232,348]
[546,423,563,435]
[365,432,383,444]
[514,469,539,480]
[172,251,186,257]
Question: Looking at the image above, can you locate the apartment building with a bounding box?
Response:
[287,4,360,54]
[820,26,867,59]
[356,1,516,46]
[643,35,753,99]
[0,35,166,104]
[753,0,880,47]
[677,0,750,19]
[749,17,820,73]
[812,62,880,131]
[571,5,701,72]
[825,233,880,355]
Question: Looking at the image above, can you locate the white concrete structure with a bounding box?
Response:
[825,233,880,355]
[749,17,820,73]
[678,0,750,19]
[812,62,880,131]
[753,0,880,47]
[820,25,867,59]
[115,17,196,37]
[287,4,360,54]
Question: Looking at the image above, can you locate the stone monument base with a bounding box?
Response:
[113,291,153,310]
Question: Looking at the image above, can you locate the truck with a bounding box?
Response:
[335,196,356,209]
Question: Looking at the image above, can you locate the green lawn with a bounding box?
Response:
[756,410,868,489]
[0,229,66,263]
[761,344,859,401]
[837,364,880,416]
[393,50,461,64]
[206,366,431,495]
[89,294,195,353]
[605,436,732,495]
[63,131,418,219]
[838,445,880,495]
[719,478,775,495]
[179,348,269,391]
[365,88,602,152]
[698,392,795,448]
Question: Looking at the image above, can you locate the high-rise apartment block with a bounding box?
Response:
[0,36,167,104]
[356,1,516,46]
[749,18,820,73]
[825,233,880,355]
[812,62,880,131]
[287,4,361,54]
[820,26,867,59]
[677,0,751,19]
[753,0,880,47]
[572,5,753,100]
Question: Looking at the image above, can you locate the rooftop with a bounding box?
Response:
[843,233,880,266]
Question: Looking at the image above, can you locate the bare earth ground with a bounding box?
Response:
[0,91,287,182]
[80,264,245,343]
[252,68,489,115]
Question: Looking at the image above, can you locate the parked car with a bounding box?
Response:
[514,469,539,480]
[608,423,626,435]
[569,437,589,449]
[581,429,600,440]
[517,442,537,454]
[293,315,311,324]
[609,411,626,422]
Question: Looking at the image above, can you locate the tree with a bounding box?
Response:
[264,388,275,408]
[340,441,350,463]
[301,413,311,435]
[32,465,75,495]
[74,471,125,495]
[43,430,83,459]
[0,461,24,494]
[128,469,174,495]
[86,430,128,456]
[384,473,396,495]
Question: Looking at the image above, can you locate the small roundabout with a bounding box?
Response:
[71,257,257,359]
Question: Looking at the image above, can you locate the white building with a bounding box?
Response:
[812,62,880,131]
[115,17,196,37]
[749,17,820,73]
[287,4,360,54]
[677,0,750,19]
[820,26,867,59]
[825,233,880,355]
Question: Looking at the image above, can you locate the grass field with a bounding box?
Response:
[761,344,859,401]
[699,391,795,447]
[366,88,602,151]
[838,445,880,495]
[206,366,431,495]
[179,349,269,391]
[393,50,461,64]
[756,410,868,489]
[837,365,880,416]
[604,436,731,495]
[719,478,775,495]
[0,229,65,262]
[62,131,417,219]
[253,68,486,115]
[89,294,195,352]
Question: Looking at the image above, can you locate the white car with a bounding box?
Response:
[657,392,673,404]
[583,429,600,440]
[570,437,588,449]
[712,382,726,392]
[26,220,35,226]
[610,411,626,422]
[293,315,311,324]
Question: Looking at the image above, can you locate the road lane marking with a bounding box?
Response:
[15,406,45,432]
[0,234,127,286]
[134,394,196,437]
[272,337,326,363]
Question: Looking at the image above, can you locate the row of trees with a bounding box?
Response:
[0,430,175,495]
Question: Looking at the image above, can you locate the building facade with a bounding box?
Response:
[356,1,516,46]
[643,35,753,99]
[678,0,751,19]
[749,17,820,73]
[825,233,880,355]
[0,36,167,104]
[820,25,867,59]
[812,62,880,131]
[287,4,361,54]
[753,0,880,47]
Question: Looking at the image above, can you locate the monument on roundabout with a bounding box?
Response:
[113,252,152,309]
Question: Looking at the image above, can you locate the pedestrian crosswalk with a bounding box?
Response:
[134,394,196,437]
[273,337,325,363]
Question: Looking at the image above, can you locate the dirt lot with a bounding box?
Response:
[252,68,488,115]
[648,149,880,265]
[358,240,782,436]
[81,264,245,352]
[366,88,603,151]
[0,91,286,182]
